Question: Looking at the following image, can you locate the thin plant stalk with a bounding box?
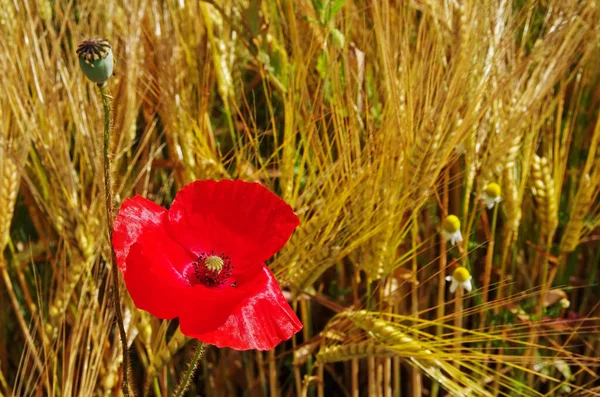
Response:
[352,268,360,397]
[393,356,400,397]
[527,233,555,385]
[292,301,302,395]
[352,358,359,397]
[318,358,324,397]
[453,286,464,369]
[393,284,402,397]
[493,228,515,396]
[267,349,278,397]
[432,167,450,397]
[540,234,555,311]
[152,379,162,397]
[392,271,402,397]
[174,342,205,397]
[99,84,131,397]
[300,299,315,397]
[411,215,422,396]
[482,200,500,320]
[383,355,391,397]
[377,359,384,397]
[383,278,393,397]
[368,357,376,397]
[547,253,566,291]
[477,201,498,373]
[366,278,376,396]
[524,231,550,385]
[245,353,257,396]
[254,351,266,396]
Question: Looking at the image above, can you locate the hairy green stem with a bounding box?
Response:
[99,83,131,397]
[174,342,205,397]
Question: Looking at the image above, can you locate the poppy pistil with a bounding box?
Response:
[186,251,233,287]
[205,255,224,272]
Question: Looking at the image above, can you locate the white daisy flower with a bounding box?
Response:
[481,182,501,209]
[441,215,463,246]
[446,266,473,294]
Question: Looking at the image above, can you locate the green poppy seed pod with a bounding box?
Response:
[76,38,114,85]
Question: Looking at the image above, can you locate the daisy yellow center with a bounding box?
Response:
[484,183,501,198]
[453,266,471,283]
[204,255,224,273]
[443,215,461,233]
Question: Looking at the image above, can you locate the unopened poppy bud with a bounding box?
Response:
[77,38,114,85]
[482,182,501,209]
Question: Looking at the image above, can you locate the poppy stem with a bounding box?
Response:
[99,83,132,397]
[174,342,205,397]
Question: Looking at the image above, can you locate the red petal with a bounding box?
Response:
[177,265,270,335]
[113,195,195,319]
[180,266,302,350]
[112,195,166,270]
[124,241,189,319]
[167,180,299,269]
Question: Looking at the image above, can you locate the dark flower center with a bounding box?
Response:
[185,251,233,287]
[76,38,111,64]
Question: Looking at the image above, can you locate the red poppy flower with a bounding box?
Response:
[112,180,302,350]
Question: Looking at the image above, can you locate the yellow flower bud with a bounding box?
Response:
[484,183,501,198]
[453,266,471,283]
[443,215,461,234]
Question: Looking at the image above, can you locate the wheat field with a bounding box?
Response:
[1,0,600,396]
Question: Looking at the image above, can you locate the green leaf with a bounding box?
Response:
[315,0,345,25]
[328,0,345,21]
[242,0,262,36]
[312,0,324,22]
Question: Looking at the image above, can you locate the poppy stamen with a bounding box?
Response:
[186,251,233,287]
